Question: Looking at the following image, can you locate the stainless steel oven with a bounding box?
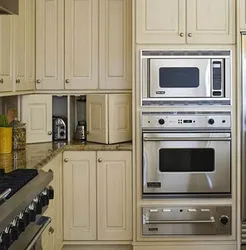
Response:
[142,112,231,198]
[141,50,232,105]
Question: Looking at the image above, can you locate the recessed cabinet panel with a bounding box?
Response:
[21,95,52,143]
[86,94,108,143]
[136,0,186,44]
[15,0,28,91]
[99,0,131,89]
[63,151,97,240]
[36,0,64,89]
[109,94,132,143]
[97,151,132,240]
[65,0,98,90]
[0,16,13,92]
[186,0,235,44]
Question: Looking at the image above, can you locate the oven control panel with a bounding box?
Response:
[142,112,231,129]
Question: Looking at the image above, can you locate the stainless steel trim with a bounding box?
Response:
[25,217,51,250]
[0,171,53,232]
[145,217,215,224]
[0,188,11,202]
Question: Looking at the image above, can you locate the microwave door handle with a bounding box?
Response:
[143,151,147,187]
[143,137,230,141]
[145,216,215,225]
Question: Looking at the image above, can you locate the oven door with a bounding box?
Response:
[142,132,231,197]
[149,58,211,98]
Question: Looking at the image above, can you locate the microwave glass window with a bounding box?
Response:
[159,67,199,88]
[159,148,214,172]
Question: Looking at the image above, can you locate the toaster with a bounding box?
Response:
[52,116,67,140]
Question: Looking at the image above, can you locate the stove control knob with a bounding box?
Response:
[220,215,229,225]
[1,233,11,249]
[208,118,215,125]
[60,131,65,137]
[158,119,165,125]
[9,225,19,241]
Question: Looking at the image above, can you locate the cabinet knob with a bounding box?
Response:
[64,158,68,163]
[36,79,41,84]
[188,33,192,37]
[48,131,52,135]
[98,158,102,163]
[0,79,3,84]
[65,79,70,83]
[16,79,20,84]
[180,32,184,37]
[48,227,54,235]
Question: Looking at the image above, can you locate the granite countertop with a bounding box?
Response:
[0,141,132,173]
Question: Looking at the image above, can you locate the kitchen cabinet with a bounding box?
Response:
[42,154,63,250]
[63,151,132,241]
[36,0,131,91]
[240,0,246,30]
[133,245,236,250]
[36,0,64,90]
[136,0,235,44]
[0,16,13,92]
[86,94,132,144]
[0,0,35,93]
[21,94,52,143]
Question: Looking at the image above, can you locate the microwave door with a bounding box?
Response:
[149,59,211,98]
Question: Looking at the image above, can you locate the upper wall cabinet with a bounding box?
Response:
[36,0,132,91]
[240,0,246,30]
[136,0,235,44]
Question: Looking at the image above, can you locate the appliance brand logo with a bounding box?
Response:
[156,91,165,95]
[148,228,158,232]
[147,182,161,188]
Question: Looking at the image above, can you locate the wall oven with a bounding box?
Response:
[142,112,231,198]
[141,50,232,105]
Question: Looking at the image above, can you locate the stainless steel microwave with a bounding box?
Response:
[141,50,232,104]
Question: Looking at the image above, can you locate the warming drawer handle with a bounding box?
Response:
[145,216,215,224]
[25,216,52,250]
[143,137,231,141]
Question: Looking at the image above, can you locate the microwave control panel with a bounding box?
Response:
[142,112,231,129]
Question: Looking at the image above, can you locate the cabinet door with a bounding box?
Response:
[65,0,98,90]
[0,16,13,92]
[97,151,132,240]
[27,0,35,90]
[240,0,246,30]
[136,0,186,44]
[63,151,97,240]
[41,212,56,250]
[36,0,64,89]
[86,94,108,144]
[99,0,131,90]
[14,0,28,91]
[187,0,235,44]
[108,94,132,144]
[21,94,52,143]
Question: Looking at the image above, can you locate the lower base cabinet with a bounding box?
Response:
[63,151,132,241]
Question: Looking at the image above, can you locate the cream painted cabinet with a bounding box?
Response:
[136,0,235,44]
[97,151,132,240]
[86,94,132,144]
[36,0,64,90]
[63,151,132,241]
[0,16,13,92]
[63,151,97,241]
[21,94,52,143]
[240,0,246,29]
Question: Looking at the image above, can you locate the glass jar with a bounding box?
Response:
[11,119,26,150]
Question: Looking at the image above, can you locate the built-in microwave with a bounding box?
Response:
[141,50,232,105]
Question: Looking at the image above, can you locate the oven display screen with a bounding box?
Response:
[159,148,214,172]
[159,67,199,88]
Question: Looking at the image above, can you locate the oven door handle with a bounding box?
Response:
[145,216,215,224]
[25,216,52,250]
[143,137,231,141]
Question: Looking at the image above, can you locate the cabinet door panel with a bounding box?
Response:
[0,16,13,92]
[97,151,132,240]
[109,94,132,143]
[65,0,98,90]
[136,0,186,44]
[99,0,131,90]
[15,0,28,91]
[187,0,235,44]
[63,151,97,240]
[21,94,52,143]
[36,0,64,89]
[86,94,108,144]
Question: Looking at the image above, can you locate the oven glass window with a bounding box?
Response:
[159,148,214,172]
[159,67,199,88]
